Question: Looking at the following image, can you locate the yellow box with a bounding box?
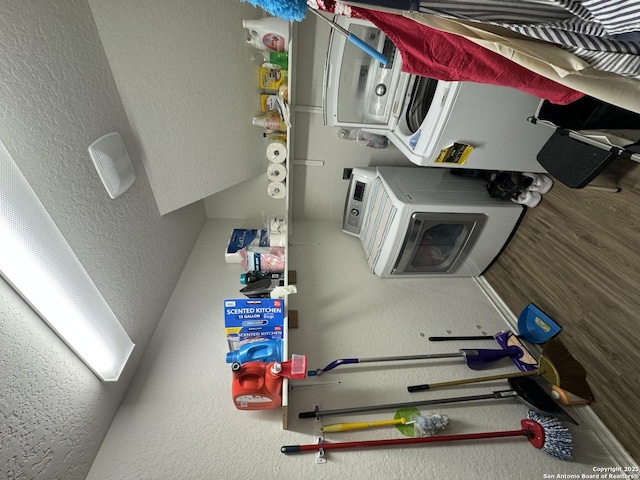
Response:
[260,94,279,112]
[259,66,287,91]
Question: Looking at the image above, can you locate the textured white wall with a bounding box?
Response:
[203,15,411,223]
[204,172,286,220]
[88,0,272,215]
[87,219,628,479]
[0,1,205,478]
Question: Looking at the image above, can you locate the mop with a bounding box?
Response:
[320,411,450,436]
[283,410,573,460]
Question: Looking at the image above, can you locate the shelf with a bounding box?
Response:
[281,20,297,430]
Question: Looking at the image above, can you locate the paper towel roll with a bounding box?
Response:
[266,140,287,163]
[267,163,287,182]
[269,232,286,247]
[267,181,286,199]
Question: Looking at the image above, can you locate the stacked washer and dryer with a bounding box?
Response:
[324,15,552,277]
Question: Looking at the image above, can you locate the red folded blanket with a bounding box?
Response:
[315,2,583,104]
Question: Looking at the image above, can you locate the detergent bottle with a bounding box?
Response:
[232,354,307,410]
[226,338,282,364]
[243,17,289,52]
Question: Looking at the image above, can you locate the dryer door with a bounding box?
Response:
[392,213,486,275]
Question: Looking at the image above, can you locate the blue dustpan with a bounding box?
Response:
[517,303,562,344]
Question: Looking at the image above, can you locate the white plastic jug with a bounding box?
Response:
[243,17,289,52]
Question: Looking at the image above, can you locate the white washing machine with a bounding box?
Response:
[323,15,552,173]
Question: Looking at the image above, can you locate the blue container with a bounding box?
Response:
[226,339,282,364]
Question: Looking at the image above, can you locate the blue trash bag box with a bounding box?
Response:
[224,298,285,354]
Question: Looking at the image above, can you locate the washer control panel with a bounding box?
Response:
[342,170,373,237]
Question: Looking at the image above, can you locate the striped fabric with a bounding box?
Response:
[582,0,640,34]
[415,0,640,78]
[359,178,397,272]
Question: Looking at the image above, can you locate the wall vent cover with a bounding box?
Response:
[88,132,136,199]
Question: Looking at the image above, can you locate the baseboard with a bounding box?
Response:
[475,275,638,467]
[473,276,520,331]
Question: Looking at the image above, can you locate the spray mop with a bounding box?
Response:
[308,330,537,376]
[308,344,528,376]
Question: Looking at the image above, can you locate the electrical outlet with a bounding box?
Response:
[343,168,353,180]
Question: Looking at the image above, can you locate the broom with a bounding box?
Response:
[282,410,573,460]
[407,338,594,402]
[298,376,579,425]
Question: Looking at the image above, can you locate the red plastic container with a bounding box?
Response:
[232,355,307,410]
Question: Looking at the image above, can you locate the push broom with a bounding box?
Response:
[282,410,573,460]
[407,338,594,402]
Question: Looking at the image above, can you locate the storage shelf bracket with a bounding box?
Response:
[314,409,327,464]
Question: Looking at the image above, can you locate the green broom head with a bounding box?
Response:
[523,410,573,460]
[538,338,594,402]
[242,0,308,22]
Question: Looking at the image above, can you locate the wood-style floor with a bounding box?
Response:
[484,156,640,463]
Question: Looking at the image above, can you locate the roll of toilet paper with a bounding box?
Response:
[266,140,287,163]
[267,181,286,199]
[267,163,287,182]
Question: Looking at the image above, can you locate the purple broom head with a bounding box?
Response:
[243,0,308,22]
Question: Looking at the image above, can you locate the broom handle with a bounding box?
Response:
[307,9,388,65]
[320,418,406,433]
[281,429,526,453]
[407,370,539,392]
[311,348,520,375]
[298,389,518,418]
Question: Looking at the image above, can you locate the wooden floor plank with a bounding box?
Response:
[483,157,640,462]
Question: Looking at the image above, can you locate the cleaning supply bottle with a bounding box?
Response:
[231,354,307,410]
[253,113,287,132]
[243,17,289,52]
[226,338,282,364]
[263,51,289,70]
[251,51,289,71]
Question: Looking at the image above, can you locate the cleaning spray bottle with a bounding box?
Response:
[243,17,289,52]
